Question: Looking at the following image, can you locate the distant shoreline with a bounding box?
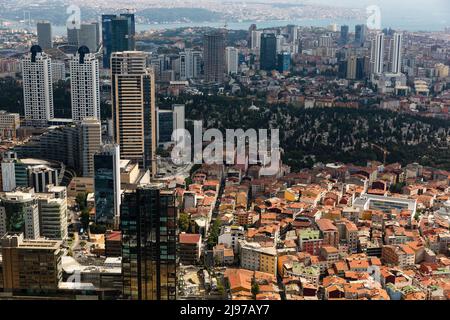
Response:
[8,17,449,36]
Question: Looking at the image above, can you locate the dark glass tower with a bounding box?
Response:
[102,14,136,68]
[203,31,225,83]
[121,185,178,300]
[340,25,349,45]
[355,24,366,45]
[260,33,277,71]
[94,144,121,226]
[277,52,291,73]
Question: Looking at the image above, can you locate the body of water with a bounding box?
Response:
[49,14,450,37]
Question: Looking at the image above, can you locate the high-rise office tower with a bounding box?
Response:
[179,49,202,80]
[37,21,53,49]
[121,185,178,300]
[67,27,79,47]
[390,33,403,74]
[156,104,185,146]
[340,25,349,45]
[251,30,262,51]
[286,24,298,44]
[70,46,101,122]
[277,52,291,73]
[356,56,368,80]
[111,51,156,172]
[371,32,385,75]
[102,14,136,68]
[355,24,367,45]
[22,45,54,126]
[172,104,185,134]
[203,31,225,83]
[260,33,277,71]
[94,144,121,227]
[1,233,62,293]
[79,118,102,177]
[248,24,257,47]
[225,47,239,74]
[346,55,358,80]
[0,190,40,239]
[276,35,285,54]
[78,23,99,53]
[157,109,173,145]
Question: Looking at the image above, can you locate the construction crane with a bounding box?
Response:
[371,143,390,165]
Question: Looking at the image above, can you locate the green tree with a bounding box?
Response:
[251,279,260,299]
[207,219,221,249]
[179,212,190,232]
[80,209,90,231]
[76,192,88,211]
[90,223,107,234]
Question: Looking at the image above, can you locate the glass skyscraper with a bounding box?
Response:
[121,185,178,300]
[94,144,121,227]
[102,14,136,68]
[260,33,277,71]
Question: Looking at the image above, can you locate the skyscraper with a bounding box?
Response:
[79,118,102,177]
[225,47,239,74]
[340,25,349,45]
[251,30,262,51]
[111,51,156,172]
[22,45,54,126]
[94,144,121,227]
[390,33,403,74]
[78,23,99,53]
[70,46,101,122]
[277,52,291,73]
[67,27,79,47]
[102,14,136,68]
[121,185,178,300]
[179,49,202,80]
[355,24,367,45]
[371,33,385,75]
[37,21,53,49]
[346,55,358,80]
[203,31,225,83]
[260,33,277,71]
[286,25,298,44]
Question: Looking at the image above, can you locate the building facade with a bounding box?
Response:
[121,185,178,300]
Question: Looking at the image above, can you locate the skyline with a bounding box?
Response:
[0,0,450,307]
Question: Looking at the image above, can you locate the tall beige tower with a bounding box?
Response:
[79,118,102,177]
[111,51,156,174]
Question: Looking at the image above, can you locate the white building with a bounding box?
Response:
[218,225,245,253]
[251,30,263,51]
[179,49,202,80]
[70,48,100,122]
[22,46,54,126]
[371,33,385,75]
[38,186,68,240]
[225,47,239,75]
[389,33,403,74]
